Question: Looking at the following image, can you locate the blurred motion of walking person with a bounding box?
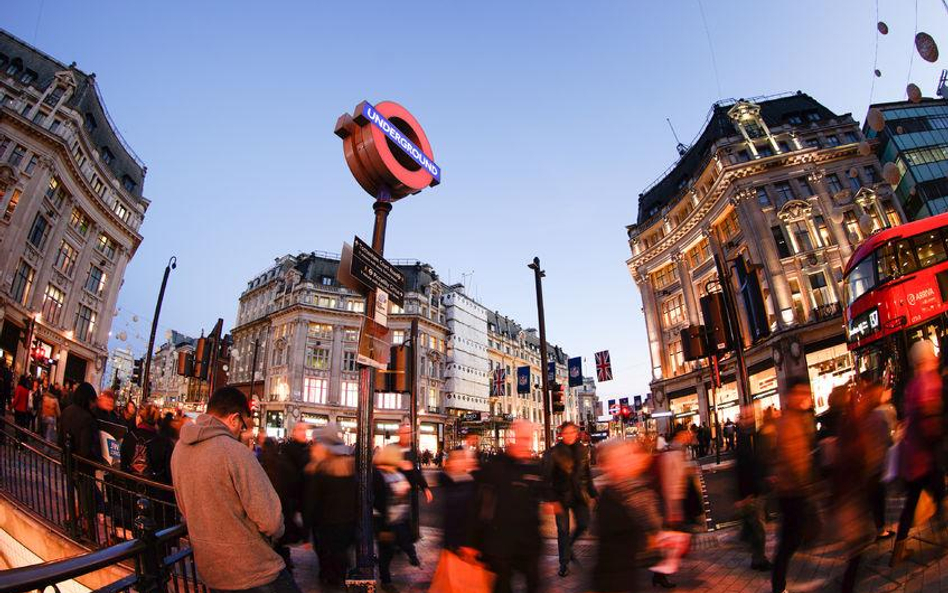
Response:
[474,420,550,593]
[543,421,597,577]
[589,438,663,593]
[771,379,817,593]
[374,443,420,590]
[891,340,945,566]
[735,406,770,572]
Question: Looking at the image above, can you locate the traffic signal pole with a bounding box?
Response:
[528,257,553,451]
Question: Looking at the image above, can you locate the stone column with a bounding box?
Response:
[636,269,666,382]
[675,252,700,325]
[291,320,307,402]
[329,325,343,404]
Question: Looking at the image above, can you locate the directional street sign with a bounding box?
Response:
[351,236,406,306]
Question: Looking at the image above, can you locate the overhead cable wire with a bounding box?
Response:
[697,0,723,99]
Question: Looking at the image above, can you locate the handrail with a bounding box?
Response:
[71,454,175,493]
[0,539,145,593]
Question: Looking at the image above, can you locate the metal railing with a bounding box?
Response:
[0,417,204,593]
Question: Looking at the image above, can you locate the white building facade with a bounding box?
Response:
[443,285,490,413]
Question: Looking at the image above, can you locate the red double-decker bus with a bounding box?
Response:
[843,211,948,391]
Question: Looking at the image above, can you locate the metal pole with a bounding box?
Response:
[353,200,391,582]
[141,256,176,403]
[529,257,553,450]
[709,239,751,408]
[711,354,721,465]
[408,316,419,540]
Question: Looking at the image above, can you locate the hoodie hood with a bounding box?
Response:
[178,414,235,446]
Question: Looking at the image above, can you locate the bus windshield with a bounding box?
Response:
[846,255,876,307]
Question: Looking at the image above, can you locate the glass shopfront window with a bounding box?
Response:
[709,381,740,426]
[419,422,440,457]
[339,417,358,446]
[807,343,854,415]
[749,366,780,426]
[669,393,699,428]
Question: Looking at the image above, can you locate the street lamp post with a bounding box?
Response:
[528,257,553,450]
[141,256,176,403]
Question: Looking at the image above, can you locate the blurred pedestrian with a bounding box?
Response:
[439,448,478,553]
[12,376,31,429]
[303,423,356,588]
[397,422,433,504]
[544,421,597,577]
[589,438,663,593]
[40,389,60,443]
[771,378,817,593]
[891,340,945,566]
[121,403,173,483]
[374,443,420,589]
[29,378,42,433]
[861,377,895,540]
[171,386,298,593]
[259,437,302,571]
[473,420,550,593]
[735,406,770,571]
[0,359,12,414]
[121,401,137,433]
[58,382,101,538]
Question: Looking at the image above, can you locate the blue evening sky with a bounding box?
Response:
[5,0,948,405]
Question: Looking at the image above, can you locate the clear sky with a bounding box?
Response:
[5,0,948,405]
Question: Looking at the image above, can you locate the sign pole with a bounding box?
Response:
[409,316,420,541]
[529,257,553,451]
[353,199,392,585]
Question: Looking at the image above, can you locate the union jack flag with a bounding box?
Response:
[491,368,507,397]
[595,350,613,382]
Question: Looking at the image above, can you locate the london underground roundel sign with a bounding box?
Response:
[334,100,440,201]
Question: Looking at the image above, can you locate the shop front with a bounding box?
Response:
[264,409,286,439]
[418,422,441,456]
[669,392,699,428]
[299,412,330,440]
[64,352,88,385]
[338,417,358,446]
[806,341,853,415]
[374,420,402,448]
[748,364,779,426]
[707,380,740,427]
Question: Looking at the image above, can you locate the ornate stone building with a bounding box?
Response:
[0,30,147,386]
[626,92,903,433]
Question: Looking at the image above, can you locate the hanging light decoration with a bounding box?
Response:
[877,21,889,35]
[867,108,886,132]
[907,83,923,103]
[883,162,901,185]
[116,331,128,342]
[858,141,872,156]
[132,315,139,323]
[916,32,939,63]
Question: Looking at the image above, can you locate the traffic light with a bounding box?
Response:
[131,358,144,386]
[700,292,735,353]
[194,337,211,380]
[551,382,565,413]
[386,345,408,392]
[681,324,708,361]
[176,351,194,377]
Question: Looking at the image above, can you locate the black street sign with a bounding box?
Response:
[351,236,406,306]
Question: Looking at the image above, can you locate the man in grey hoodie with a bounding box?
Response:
[171,387,300,593]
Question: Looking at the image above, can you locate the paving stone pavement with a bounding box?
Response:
[287,512,948,593]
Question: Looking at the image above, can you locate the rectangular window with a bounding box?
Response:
[91,177,105,196]
[668,339,684,376]
[773,181,795,205]
[772,226,792,259]
[717,210,740,241]
[661,294,686,329]
[808,272,832,307]
[96,233,116,259]
[41,284,65,324]
[8,144,25,167]
[863,166,881,183]
[101,147,114,165]
[24,155,38,174]
[32,111,44,125]
[74,305,96,342]
[788,115,804,125]
[825,135,840,147]
[376,392,402,410]
[756,187,770,206]
[342,350,357,372]
[48,119,61,133]
[317,296,337,309]
[757,144,774,157]
[85,265,106,296]
[791,220,814,253]
[11,260,34,305]
[307,323,333,339]
[43,87,64,107]
[814,215,834,246]
[54,240,78,276]
[806,137,822,149]
[305,346,330,370]
[343,328,359,342]
[796,177,814,197]
[392,330,405,345]
[825,173,844,193]
[341,381,359,407]
[28,213,49,249]
[346,299,365,313]
[303,377,328,404]
[3,188,21,221]
[843,210,863,243]
[112,200,128,221]
[122,176,136,192]
[651,264,678,290]
[844,131,859,143]
[70,208,90,236]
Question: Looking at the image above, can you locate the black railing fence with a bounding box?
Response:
[0,417,204,593]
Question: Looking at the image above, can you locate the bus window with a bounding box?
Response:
[876,243,899,284]
[847,256,876,306]
[895,240,919,276]
[913,231,948,268]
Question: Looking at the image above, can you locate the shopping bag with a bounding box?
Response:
[648,531,691,575]
[429,550,495,593]
[915,490,936,526]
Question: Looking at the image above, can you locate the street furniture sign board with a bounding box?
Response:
[358,317,391,370]
[351,236,405,306]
